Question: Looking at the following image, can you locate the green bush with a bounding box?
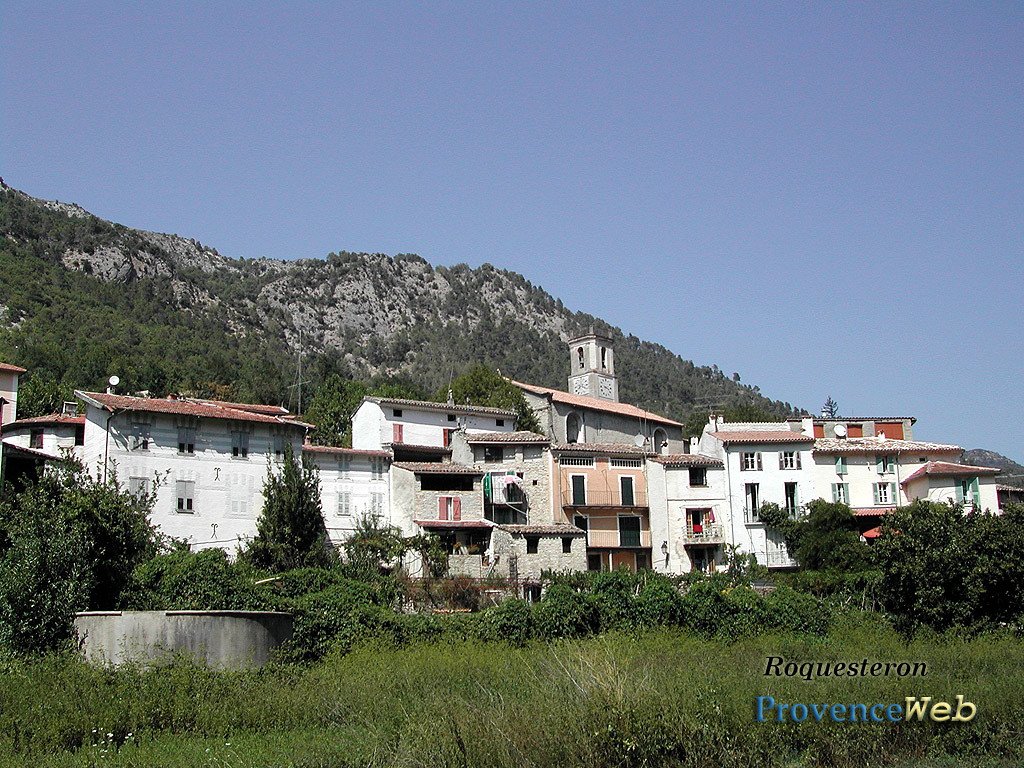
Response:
[533,585,596,640]
[765,585,831,635]
[125,549,273,611]
[285,580,383,661]
[679,578,731,637]
[633,577,685,628]
[480,598,532,646]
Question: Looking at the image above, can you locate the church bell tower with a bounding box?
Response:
[567,332,618,401]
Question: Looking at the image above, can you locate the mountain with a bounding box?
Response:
[962,449,1024,488]
[0,185,797,426]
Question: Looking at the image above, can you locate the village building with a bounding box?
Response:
[900,461,1001,511]
[0,362,24,427]
[697,418,816,569]
[0,401,85,460]
[998,484,1024,510]
[75,390,308,550]
[646,452,728,574]
[301,445,391,544]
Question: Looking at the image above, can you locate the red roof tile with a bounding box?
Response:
[466,431,549,444]
[393,462,482,474]
[649,453,724,467]
[198,399,290,416]
[1,413,84,432]
[901,461,1001,485]
[413,519,493,529]
[76,391,309,429]
[0,363,26,374]
[511,380,683,427]
[497,524,586,536]
[814,437,960,455]
[852,507,895,517]
[302,445,390,458]
[553,442,651,455]
[711,430,812,444]
[862,526,882,539]
[366,396,516,418]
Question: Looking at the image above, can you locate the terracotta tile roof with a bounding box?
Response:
[510,380,683,427]
[1,443,66,462]
[413,519,493,529]
[997,484,1024,493]
[901,461,1001,485]
[1,413,85,431]
[0,362,26,374]
[198,399,290,416]
[862,526,883,539]
[790,416,917,424]
[393,462,483,474]
[814,438,961,455]
[649,453,724,467]
[302,445,390,458]
[466,431,549,444]
[389,442,452,454]
[853,507,895,517]
[497,524,586,536]
[366,396,516,418]
[711,430,812,444]
[552,442,651,455]
[76,391,310,429]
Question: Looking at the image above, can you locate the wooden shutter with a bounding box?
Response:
[453,497,462,521]
[873,484,881,505]
[779,453,785,470]
[796,452,802,470]
[889,483,897,504]
[438,497,448,520]
[832,484,839,503]
[393,424,403,443]
[756,453,763,471]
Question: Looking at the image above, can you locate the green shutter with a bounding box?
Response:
[873,484,880,505]
[955,481,965,503]
[890,483,897,504]
[832,483,839,503]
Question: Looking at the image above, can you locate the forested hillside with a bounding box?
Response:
[0,186,797,423]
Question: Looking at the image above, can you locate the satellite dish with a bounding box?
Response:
[108,375,120,387]
[833,424,847,438]
[633,434,646,447]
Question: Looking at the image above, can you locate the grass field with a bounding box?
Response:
[0,614,1020,767]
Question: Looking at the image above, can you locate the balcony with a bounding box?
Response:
[584,529,652,549]
[681,523,725,546]
[757,550,799,568]
[562,489,648,508]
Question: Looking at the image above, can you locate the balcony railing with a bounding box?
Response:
[682,523,725,545]
[584,530,652,549]
[756,550,799,568]
[562,489,648,507]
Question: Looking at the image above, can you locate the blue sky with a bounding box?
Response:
[2,2,1022,462]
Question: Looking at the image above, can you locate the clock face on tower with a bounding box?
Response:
[572,377,589,395]
[598,377,614,399]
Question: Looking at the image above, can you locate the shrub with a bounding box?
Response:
[533,585,596,640]
[634,578,685,629]
[679,578,731,637]
[480,598,532,646]
[285,580,383,661]
[765,585,830,635]
[125,549,273,611]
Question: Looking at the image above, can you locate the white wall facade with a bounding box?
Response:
[80,403,305,550]
[647,460,729,575]
[352,400,515,452]
[304,447,391,544]
[810,450,960,509]
[1,420,85,460]
[903,474,1000,513]
[0,371,18,426]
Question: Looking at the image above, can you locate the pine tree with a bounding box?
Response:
[244,445,334,571]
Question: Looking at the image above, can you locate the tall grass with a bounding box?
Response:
[0,615,1021,767]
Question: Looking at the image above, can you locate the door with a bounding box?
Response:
[619,515,641,547]
[620,476,635,506]
[571,475,586,505]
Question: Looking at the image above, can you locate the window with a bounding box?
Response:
[273,435,287,459]
[571,475,586,505]
[784,482,799,515]
[29,429,43,449]
[496,419,505,427]
[392,424,404,443]
[339,455,352,477]
[566,412,582,444]
[74,426,85,446]
[437,496,462,521]
[876,455,895,474]
[620,476,635,506]
[176,481,195,514]
[574,515,589,544]
[484,446,504,463]
[611,458,642,468]
[744,483,760,522]
[371,492,384,515]
[128,476,150,498]
[526,537,539,554]
[177,427,196,455]
[371,457,385,480]
[619,516,641,548]
[231,431,249,458]
[421,473,474,491]
[447,414,456,422]
[741,452,762,471]
[635,552,650,571]
[392,409,403,417]
[873,482,896,505]
[688,467,707,487]
[587,553,603,571]
[338,491,352,516]
[562,537,573,554]
[577,346,585,369]
[559,455,594,467]
[835,456,847,475]
[442,428,454,448]
[130,422,151,451]
[600,347,607,369]
[653,428,668,455]
[779,451,801,470]
[832,483,849,504]
[956,477,981,507]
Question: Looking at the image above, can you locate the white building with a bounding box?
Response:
[76,390,308,550]
[900,461,1001,513]
[351,397,516,461]
[0,362,24,427]
[697,417,816,568]
[302,445,391,544]
[1,404,85,459]
[647,453,728,575]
